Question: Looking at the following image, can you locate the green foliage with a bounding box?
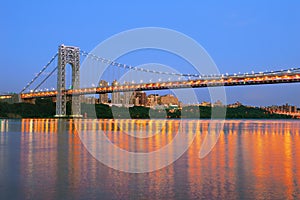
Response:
[0,98,55,118]
[0,100,294,119]
[95,104,113,118]
[226,105,291,119]
[129,106,150,119]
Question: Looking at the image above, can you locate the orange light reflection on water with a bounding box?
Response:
[16,119,300,199]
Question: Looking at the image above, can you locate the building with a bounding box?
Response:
[291,106,297,113]
[81,96,97,104]
[266,103,298,113]
[160,94,179,106]
[213,100,224,107]
[98,80,108,104]
[146,94,160,107]
[111,80,121,104]
[228,101,242,108]
[131,91,147,106]
[122,82,132,105]
[200,101,211,107]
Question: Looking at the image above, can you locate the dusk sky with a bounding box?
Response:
[1,1,300,106]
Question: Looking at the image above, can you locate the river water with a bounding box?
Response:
[0,119,299,200]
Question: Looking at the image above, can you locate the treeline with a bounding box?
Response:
[0,98,55,118]
[0,98,293,119]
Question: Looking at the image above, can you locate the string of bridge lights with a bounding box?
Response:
[80,50,187,77]
[20,49,300,93]
[20,53,58,93]
[80,50,300,79]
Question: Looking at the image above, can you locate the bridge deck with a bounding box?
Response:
[19,73,300,99]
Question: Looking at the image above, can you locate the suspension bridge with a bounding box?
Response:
[1,45,300,117]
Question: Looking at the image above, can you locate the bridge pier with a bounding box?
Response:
[55,45,82,118]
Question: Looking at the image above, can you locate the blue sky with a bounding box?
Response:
[1,1,300,106]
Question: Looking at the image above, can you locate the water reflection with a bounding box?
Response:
[0,119,9,132]
[0,119,299,199]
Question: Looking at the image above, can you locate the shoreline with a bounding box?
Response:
[0,99,297,120]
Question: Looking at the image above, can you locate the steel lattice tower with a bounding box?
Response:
[55,45,81,117]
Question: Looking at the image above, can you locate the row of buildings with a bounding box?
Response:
[263,103,298,114]
[82,92,180,107]
[82,80,180,107]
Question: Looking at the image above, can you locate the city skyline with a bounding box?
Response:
[95,79,300,109]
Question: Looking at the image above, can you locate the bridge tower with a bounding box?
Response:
[55,45,81,118]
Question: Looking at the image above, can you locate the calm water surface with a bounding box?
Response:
[0,119,299,200]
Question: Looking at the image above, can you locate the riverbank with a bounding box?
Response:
[0,98,293,119]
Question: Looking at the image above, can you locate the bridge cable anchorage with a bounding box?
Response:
[20,53,58,94]
[80,50,300,79]
[33,66,58,92]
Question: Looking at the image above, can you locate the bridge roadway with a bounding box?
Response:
[20,73,300,99]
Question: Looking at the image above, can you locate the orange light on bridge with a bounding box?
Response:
[0,95,12,99]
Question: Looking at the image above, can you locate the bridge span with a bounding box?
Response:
[1,45,300,117]
[20,73,300,99]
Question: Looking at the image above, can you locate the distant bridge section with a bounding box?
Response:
[20,72,300,99]
[0,94,21,104]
